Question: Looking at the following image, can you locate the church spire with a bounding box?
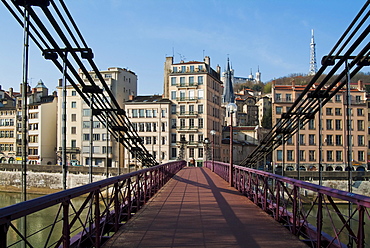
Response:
[222,57,235,104]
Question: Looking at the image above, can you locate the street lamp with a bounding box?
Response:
[210,130,216,172]
[204,138,210,167]
[226,103,237,187]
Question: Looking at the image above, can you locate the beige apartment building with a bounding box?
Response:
[124,95,172,166]
[272,80,368,172]
[57,67,137,168]
[163,56,223,166]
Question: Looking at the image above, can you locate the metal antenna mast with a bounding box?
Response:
[308,29,317,76]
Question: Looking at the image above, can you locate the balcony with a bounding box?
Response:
[176,97,199,103]
[275,98,294,103]
[177,111,198,118]
[58,147,81,153]
[176,126,198,133]
[176,82,198,89]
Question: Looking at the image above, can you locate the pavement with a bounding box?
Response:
[103,167,308,248]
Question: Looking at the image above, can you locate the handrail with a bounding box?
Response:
[205,161,370,247]
[0,161,186,247]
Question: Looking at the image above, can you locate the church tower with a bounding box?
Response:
[222,58,235,104]
[308,29,317,76]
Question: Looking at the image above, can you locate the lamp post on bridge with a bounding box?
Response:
[227,103,237,187]
[210,130,216,172]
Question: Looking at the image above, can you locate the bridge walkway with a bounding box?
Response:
[104,167,307,248]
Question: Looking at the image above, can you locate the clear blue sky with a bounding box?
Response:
[0,1,368,95]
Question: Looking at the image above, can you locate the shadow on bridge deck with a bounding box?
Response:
[103,167,307,248]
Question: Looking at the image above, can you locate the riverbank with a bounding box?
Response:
[0,185,61,195]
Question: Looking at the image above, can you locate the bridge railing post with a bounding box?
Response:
[94,190,101,248]
[62,200,70,248]
[114,182,119,232]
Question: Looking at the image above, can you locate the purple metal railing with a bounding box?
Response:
[205,161,370,248]
[0,161,185,248]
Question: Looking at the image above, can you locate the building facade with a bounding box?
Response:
[57,67,137,168]
[272,80,368,172]
[163,56,223,166]
[124,95,172,166]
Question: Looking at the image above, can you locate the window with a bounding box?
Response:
[139,109,145,118]
[71,101,77,108]
[102,133,110,141]
[308,119,315,130]
[181,66,186,73]
[287,137,293,145]
[198,148,203,158]
[71,140,76,148]
[153,122,157,132]
[189,105,194,114]
[336,151,343,161]
[83,109,91,116]
[71,90,77,96]
[326,119,333,130]
[180,105,185,114]
[171,148,177,158]
[198,105,203,114]
[93,134,100,141]
[277,150,282,161]
[335,120,342,130]
[299,134,305,145]
[198,65,203,71]
[327,151,333,161]
[198,118,203,128]
[83,121,90,128]
[326,135,333,145]
[173,67,177,73]
[189,90,195,100]
[139,123,145,132]
[146,123,152,132]
[93,121,100,128]
[162,122,166,132]
[171,119,176,129]
[189,76,194,86]
[171,133,176,143]
[357,108,364,116]
[146,137,152,145]
[198,134,204,142]
[146,110,152,118]
[358,151,365,161]
[171,105,176,114]
[71,114,77,121]
[198,90,204,99]
[335,95,341,102]
[180,77,185,86]
[71,127,76,134]
[179,90,185,100]
[102,146,112,154]
[276,106,282,115]
[275,93,281,101]
[287,150,293,161]
[309,134,315,145]
[286,94,292,102]
[299,150,305,161]
[153,136,157,144]
[189,119,195,128]
[83,134,90,141]
[358,135,364,146]
[326,108,333,115]
[198,76,203,85]
[171,91,176,100]
[335,108,342,115]
[171,77,176,86]
[190,66,194,72]
[335,135,342,146]
[162,137,166,145]
[180,119,185,128]
[309,150,315,161]
[189,148,195,158]
[189,134,194,143]
[357,120,364,131]
[132,109,138,118]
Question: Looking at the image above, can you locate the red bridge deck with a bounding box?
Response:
[104,167,307,247]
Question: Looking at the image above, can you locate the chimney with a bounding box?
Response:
[129,95,134,101]
[358,80,363,91]
[32,88,37,94]
[9,87,13,97]
[53,91,57,97]
[204,56,210,65]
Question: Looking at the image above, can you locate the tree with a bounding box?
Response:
[261,106,272,129]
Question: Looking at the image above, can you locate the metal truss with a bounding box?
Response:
[241,0,370,167]
[1,0,157,165]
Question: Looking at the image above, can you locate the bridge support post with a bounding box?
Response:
[62,200,70,248]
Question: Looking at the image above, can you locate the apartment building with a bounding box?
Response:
[57,67,137,167]
[272,80,368,171]
[124,95,172,165]
[163,56,223,166]
[0,87,16,163]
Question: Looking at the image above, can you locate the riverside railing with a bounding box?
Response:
[205,161,370,248]
[0,161,185,248]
